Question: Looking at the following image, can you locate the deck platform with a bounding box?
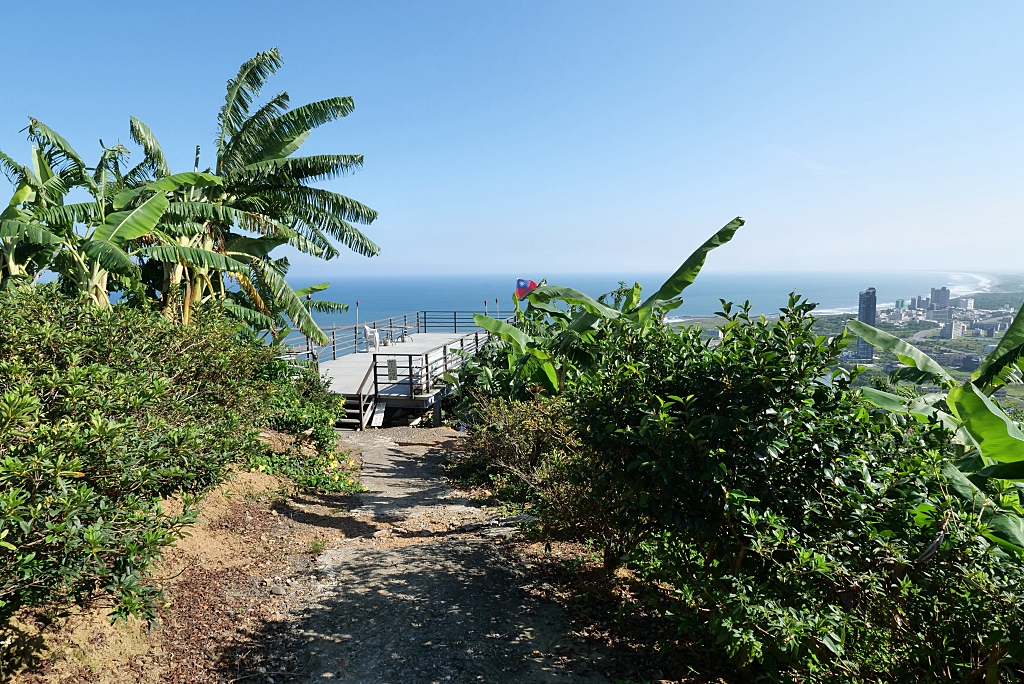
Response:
[286,311,502,429]
[319,332,471,396]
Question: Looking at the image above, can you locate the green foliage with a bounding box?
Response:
[462,284,1024,680]
[0,285,275,622]
[453,218,744,405]
[570,297,1024,679]
[0,47,375,344]
[847,312,1024,554]
[248,360,359,493]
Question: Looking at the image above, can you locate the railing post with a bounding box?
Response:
[408,354,414,398]
[332,330,337,360]
[453,311,457,333]
[475,331,479,351]
[373,353,379,398]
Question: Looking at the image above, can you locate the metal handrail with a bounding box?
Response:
[287,310,503,363]
[283,311,424,358]
[355,362,375,429]
[368,320,510,403]
[285,311,514,428]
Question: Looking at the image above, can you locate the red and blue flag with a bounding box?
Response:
[515,278,538,299]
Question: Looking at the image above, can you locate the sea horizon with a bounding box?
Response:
[287,270,1005,330]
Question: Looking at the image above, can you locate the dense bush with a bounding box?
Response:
[461,297,1024,681]
[247,360,357,492]
[458,395,625,545]
[0,286,278,621]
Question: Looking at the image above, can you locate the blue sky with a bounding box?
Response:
[2,2,1023,277]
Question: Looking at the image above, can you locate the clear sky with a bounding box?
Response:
[2,2,1023,277]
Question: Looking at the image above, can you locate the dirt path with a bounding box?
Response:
[279,427,610,683]
[7,428,615,684]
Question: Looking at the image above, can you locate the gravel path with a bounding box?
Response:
[284,427,610,683]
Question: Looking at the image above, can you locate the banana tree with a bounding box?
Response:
[132,49,375,343]
[18,122,226,307]
[847,313,1024,553]
[0,141,76,285]
[469,217,745,395]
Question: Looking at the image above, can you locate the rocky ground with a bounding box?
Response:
[6,427,726,684]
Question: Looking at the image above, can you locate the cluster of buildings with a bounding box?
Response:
[851,285,1012,361]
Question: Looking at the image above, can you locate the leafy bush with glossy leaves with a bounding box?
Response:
[568,297,1024,680]
[246,360,359,492]
[463,295,1024,680]
[0,286,276,622]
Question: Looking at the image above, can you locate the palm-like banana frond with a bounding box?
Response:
[304,298,348,314]
[292,209,379,256]
[220,91,291,170]
[288,229,339,260]
[82,239,138,276]
[26,119,91,187]
[233,96,355,165]
[216,48,284,164]
[0,219,60,245]
[267,185,378,224]
[224,235,289,258]
[29,201,102,229]
[0,150,26,184]
[129,117,171,179]
[163,201,258,227]
[249,257,327,344]
[223,299,277,329]
[227,154,364,185]
[138,244,249,273]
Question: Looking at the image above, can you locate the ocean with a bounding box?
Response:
[288,270,995,329]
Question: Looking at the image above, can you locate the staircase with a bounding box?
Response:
[337,392,378,431]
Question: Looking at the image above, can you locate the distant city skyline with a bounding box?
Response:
[3,3,1024,276]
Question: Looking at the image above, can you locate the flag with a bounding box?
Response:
[516,278,538,299]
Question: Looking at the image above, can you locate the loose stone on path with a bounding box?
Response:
[283,427,609,683]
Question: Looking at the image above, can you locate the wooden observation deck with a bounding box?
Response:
[284,311,504,429]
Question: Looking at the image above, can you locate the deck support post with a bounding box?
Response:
[433,400,442,427]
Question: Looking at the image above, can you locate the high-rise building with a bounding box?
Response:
[931,287,950,309]
[895,298,907,309]
[856,287,876,359]
[940,321,967,340]
[911,295,930,310]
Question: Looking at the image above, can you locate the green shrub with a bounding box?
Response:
[460,394,642,563]
[246,360,359,492]
[567,297,1024,681]
[0,286,276,622]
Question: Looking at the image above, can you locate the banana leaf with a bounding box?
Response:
[946,382,1024,463]
[845,320,954,386]
[633,217,744,319]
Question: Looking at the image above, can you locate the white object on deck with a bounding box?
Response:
[370,402,387,427]
[363,325,380,351]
